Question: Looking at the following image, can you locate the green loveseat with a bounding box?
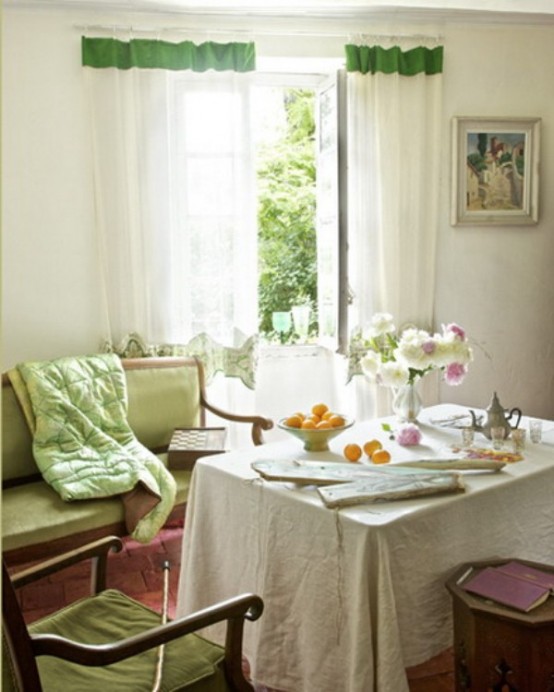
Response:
[2,356,273,566]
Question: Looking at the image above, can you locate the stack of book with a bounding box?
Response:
[461,561,554,613]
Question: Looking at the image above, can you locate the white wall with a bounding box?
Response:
[2,10,106,364]
[3,8,554,418]
[436,24,554,418]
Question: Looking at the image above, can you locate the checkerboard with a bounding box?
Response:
[167,427,227,470]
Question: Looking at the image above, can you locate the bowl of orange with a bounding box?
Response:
[278,404,354,452]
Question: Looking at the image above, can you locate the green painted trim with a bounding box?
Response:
[82,37,256,72]
[345,44,443,75]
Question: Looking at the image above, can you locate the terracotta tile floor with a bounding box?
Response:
[12,522,454,691]
[12,521,184,625]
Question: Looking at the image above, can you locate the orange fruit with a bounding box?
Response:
[363,439,383,458]
[312,403,329,418]
[316,420,332,429]
[321,410,334,421]
[371,449,391,465]
[285,414,302,428]
[343,443,362,462]
[301,419,317,429]
[306,413,321,424]
[329,414,346,428]
[294,411,306,421]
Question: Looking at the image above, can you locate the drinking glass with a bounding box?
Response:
[529,419,543,443]
[461,427,474,448]
[292,305,311,338]
[490,426,505,450]
[272,311,291,334]
[511,428,526,453]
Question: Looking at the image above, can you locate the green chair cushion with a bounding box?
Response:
[29,589,230,692]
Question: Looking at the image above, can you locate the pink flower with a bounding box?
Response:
[396,423,422,446]
[422,340,436,354]
[445,323,466,341]
[444,362,467,385]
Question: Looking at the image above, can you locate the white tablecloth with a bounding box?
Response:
[176,404,554,692]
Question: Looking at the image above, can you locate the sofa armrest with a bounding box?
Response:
[122,356,273,447]
[201,394,273,446]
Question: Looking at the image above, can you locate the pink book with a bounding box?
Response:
[496,561,554,593]
[462,566,551,612]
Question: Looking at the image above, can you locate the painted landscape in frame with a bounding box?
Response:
[451,117,540,225]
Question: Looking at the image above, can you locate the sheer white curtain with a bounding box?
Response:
[86,67,257,346]
[84,43,258,446]
[346,41,444,416]
[86,66,175,342]
[168,74,258,344]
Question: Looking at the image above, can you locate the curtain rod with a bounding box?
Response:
[74,24,443,42]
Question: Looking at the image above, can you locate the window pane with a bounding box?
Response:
[182,91,242,153]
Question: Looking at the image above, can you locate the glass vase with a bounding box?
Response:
[392,383,422,423]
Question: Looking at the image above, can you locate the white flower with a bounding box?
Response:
[395,328,437,369]
[356,312,472,388]
[360,352,380,379]
[378,361,410,387]
[369,312,395,337]
[434,333,473,367]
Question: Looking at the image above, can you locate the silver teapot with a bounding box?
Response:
[469,392,522,440]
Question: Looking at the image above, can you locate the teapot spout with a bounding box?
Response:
[469,409,482,432]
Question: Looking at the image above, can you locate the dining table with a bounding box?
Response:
[176,403,554,692]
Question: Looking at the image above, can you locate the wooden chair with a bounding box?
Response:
[2,536,263,691]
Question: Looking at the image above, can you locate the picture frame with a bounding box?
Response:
[451,116,541,226]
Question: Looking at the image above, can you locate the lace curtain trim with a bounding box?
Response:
[102,332,258,390]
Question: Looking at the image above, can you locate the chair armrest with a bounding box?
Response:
[201,394,273,446]
[11,536,123,593]
[31,593,263,673]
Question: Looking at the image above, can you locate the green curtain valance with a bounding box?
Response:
[82,37,256,72]
[345,44,443,76]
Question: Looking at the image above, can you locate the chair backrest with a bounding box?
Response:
[2,560,43,691]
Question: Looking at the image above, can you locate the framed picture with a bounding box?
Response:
[451,117,541,226]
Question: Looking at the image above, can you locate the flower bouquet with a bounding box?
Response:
[359,313,473,422]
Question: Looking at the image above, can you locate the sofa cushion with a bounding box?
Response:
[2,464,192,554]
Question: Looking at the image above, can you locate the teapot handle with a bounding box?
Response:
[508,407,522,428]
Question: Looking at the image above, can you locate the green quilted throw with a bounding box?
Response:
[10,354,176,543]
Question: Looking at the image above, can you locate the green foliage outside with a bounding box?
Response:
[257,89,318,343]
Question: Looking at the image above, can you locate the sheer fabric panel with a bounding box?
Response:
[85,67,257,347]
[346,42,443,414]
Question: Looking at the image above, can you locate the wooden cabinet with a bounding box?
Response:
[446,559,554,691]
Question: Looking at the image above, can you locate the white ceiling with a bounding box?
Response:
[6,0,554,22]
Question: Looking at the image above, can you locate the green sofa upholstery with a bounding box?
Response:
[2,356,272,566]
